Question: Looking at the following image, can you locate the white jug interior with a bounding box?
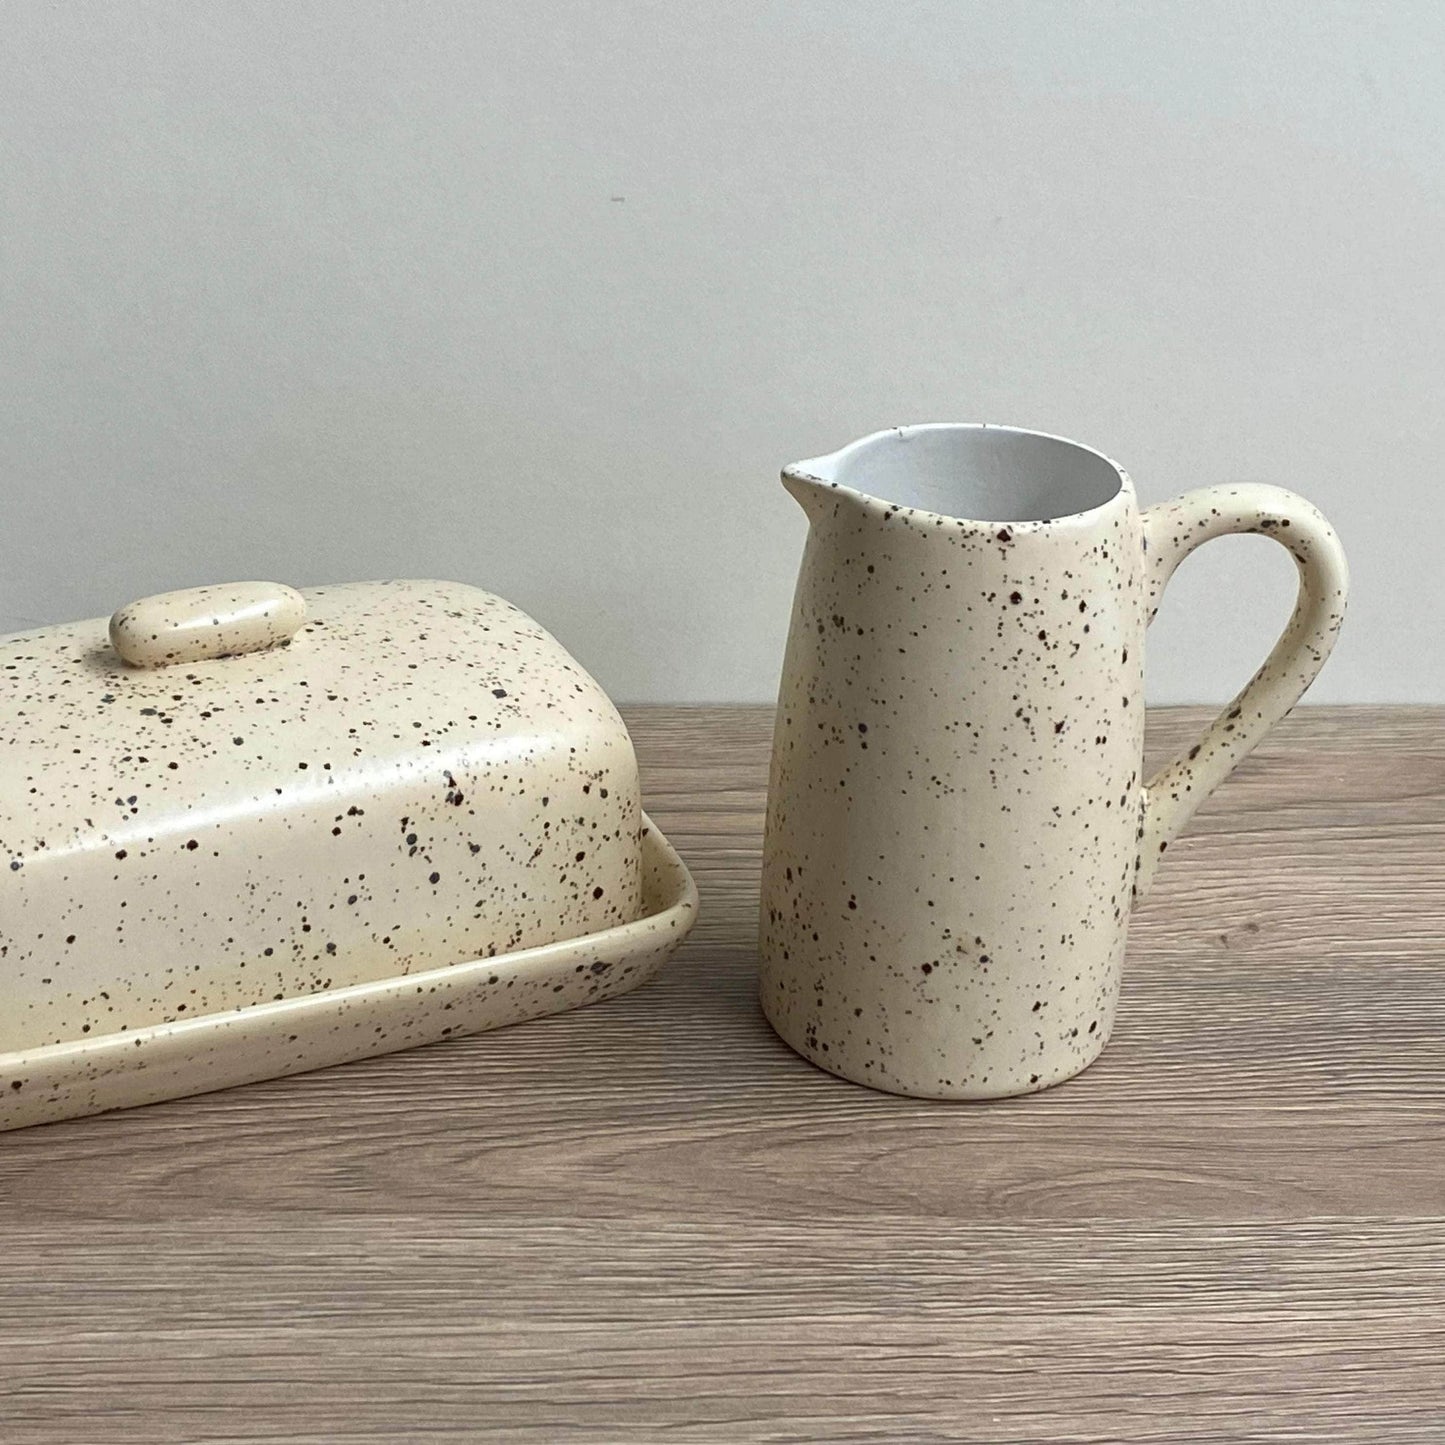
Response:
[800,424,1124,524]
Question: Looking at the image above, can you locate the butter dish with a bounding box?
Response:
[0,578,696,1129]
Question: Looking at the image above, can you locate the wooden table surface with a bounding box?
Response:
[2,705,1442,1443]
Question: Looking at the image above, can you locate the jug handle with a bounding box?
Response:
[1134,484,1348,900]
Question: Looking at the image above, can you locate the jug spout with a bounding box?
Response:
[781,453,845,523]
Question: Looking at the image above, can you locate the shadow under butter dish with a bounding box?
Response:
[0,578,696,1131]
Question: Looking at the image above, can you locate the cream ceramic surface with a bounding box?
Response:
[0,817,695,1131]
[760,424,1348,1100]
[0,578,696,1129]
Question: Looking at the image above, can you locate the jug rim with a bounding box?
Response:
[783,422,1133,530]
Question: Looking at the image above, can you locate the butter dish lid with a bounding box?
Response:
[0,579,643,1046]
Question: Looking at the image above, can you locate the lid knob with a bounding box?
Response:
[109,582,307,668]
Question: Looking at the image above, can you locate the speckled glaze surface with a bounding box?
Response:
[0,578,697,1130]
[760,424,1347,1100]
[1,817,695,1132]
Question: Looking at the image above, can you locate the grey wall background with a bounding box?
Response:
[3,0,1440,703]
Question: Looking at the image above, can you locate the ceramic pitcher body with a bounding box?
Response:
[760,424,1347,1099]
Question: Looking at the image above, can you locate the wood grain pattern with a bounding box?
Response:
[2,705,1442,1443]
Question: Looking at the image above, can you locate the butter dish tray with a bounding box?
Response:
[0,815,695,1131]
